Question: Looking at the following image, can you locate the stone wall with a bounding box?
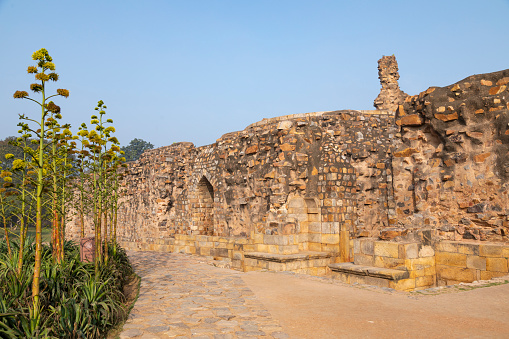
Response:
[73,109,396,261]
[391,69,509,242]
[66,57,509,290]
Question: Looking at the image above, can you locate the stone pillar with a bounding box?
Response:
[373,55,409,111]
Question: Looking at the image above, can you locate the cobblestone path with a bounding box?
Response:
[120,252,289,339]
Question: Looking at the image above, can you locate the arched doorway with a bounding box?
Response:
[197,176,214,235]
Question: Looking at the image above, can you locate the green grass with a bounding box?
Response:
[0,226,52,243]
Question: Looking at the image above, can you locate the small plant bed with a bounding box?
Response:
[0,237,136,338]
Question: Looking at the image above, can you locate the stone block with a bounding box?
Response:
[321,233,339,244]
[374,241,400,259]
[418,245,435,258]
[354,253,375,266]
[409,269,426,279]
[416,275,435,288]
[399,243,419,259]
[279,245,299,255]
[361,238,375,255]
[210,247,229,258]
[253,233,263,244]
[200,247,211,256]
[322,244,340,253]
[390,278,415,291]
[298,233,309,243]
[466,255,486,270]
[308,222,321,233]
[435,252,467,267]
[405,257,435,270]
[480,270,507,280]
[374,256,405,270]
[308,233,321,243]
[308,242,322,252]
[256,244,268,252]
[436,241,459,253]
[480,244,506,258]
[268,245,278,254]
[436,265,475,282]
[486,257,508,273]
[353,239,361,254]
[243,244,256,252]
[331,271,350,283]
[424,266,436,276]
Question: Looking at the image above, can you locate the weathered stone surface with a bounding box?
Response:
[66,58,509,287]
[399,114,423,126]
[374,55,409,111]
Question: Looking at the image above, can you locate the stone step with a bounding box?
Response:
[329,262,409,281]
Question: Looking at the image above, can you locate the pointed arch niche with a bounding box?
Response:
[195,176,215,235]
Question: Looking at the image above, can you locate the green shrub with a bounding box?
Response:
[0,237,134,338]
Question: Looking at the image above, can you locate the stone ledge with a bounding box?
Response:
[329,262,409,280]
[244,251,333,263]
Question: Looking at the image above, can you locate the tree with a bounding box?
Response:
[121,138,154,162]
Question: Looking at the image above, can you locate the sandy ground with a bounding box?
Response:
[242,271,509,339]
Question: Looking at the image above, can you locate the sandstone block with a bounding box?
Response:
[353,253,375,266]
[405,257,435,270]
[486,257,508,273]
[394,148,419,158]
[480,270,507,280]
[436,265,475,282]
[389,278,415,291]
[480,244,506,258]
[374,241,400,259]
[416,275,435,288]
[489,85,506,95]
[321,233,339,244]
[419,245,435,258]
[436,241,459,253]
[474,152,491,163]
[435,112,459,122]
[399,243,419,259]
[399,114,423,126]
[374,256,405,270]
[277,120,293,130]
[360,238,375,255]
[456,243,479,255]
[435,252,467,267]
[466,255,486,270]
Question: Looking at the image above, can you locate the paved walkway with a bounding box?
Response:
[120,252,289,338]
[121,252,509,339]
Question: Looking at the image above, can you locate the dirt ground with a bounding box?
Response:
[242,271,509,339]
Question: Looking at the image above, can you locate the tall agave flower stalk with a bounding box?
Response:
[13,48,69,313]
[86,101,120,271]
[6,129,38,276]
[0,164,14,258]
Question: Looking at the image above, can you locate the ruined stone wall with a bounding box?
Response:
[65,60,509,259]
[67,110,396,252]
[391,70,509,242]
[118,110,395,246]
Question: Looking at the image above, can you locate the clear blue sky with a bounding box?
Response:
[1,0,508,147]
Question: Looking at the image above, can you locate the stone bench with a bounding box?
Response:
[329,262,409,280]
[243,251,335,276]
[328,262,419,290]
